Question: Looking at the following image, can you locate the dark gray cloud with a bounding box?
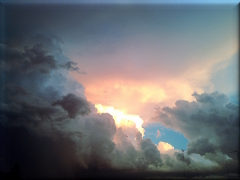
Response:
[135,133,163,168]
[226,102,239,111]
[52,93,90,118]
[1,83,68,127]
[0,33,115,178]
[187,138,216,156]
[0,85,117,179]
[1,33,168,178]
[192,91,228,105]
[2,43,58,74]
[154,91,239,170]
[74,113,117,170]
[174,152,191,166]
[140,138,163,167]
[1,34,86,103]
[60,61,86,74]
[2,42,81,75]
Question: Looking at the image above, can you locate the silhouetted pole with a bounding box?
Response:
[182,149,185,178]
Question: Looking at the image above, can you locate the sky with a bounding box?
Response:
[0,0,239,179]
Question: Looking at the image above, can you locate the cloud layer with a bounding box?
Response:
[1,4,238,178]
[1,33,239,179]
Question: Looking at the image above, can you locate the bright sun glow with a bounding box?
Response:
[95,104,145,136]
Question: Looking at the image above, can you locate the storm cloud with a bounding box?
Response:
[153,91,239,171]
[52,93,91,118]
[1,2,239,179]
[140,138,163,168]
[0,33,165,179]
[2,43,58,74]
[1,33,119,178]
[2,41,81,74]
[187,137,216,156]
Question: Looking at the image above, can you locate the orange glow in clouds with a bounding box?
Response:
[95,104,145,136]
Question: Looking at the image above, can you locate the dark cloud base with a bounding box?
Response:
[71,170,237,180]
[0,125,78,179]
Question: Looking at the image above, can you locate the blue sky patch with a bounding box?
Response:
[143,123,189,150]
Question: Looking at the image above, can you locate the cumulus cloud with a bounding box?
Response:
[135,134,163,168]
[187,137,216,156]
[153,91,239,171]
[157,141,174,153]
[112,128,139,169]
[140,138,163,167]
[0,34,168,179]
[1,34,87,102]
[191,91,228,105]
[1,83,69,127]
[112,128,164,170]
[0,34,115,178]
[73,113,117,170]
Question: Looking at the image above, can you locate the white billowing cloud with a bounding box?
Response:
[157,141,174,153]
[95,104,145,136]
[156,130,161,138]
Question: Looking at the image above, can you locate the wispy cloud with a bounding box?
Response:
[156,130,161,138]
